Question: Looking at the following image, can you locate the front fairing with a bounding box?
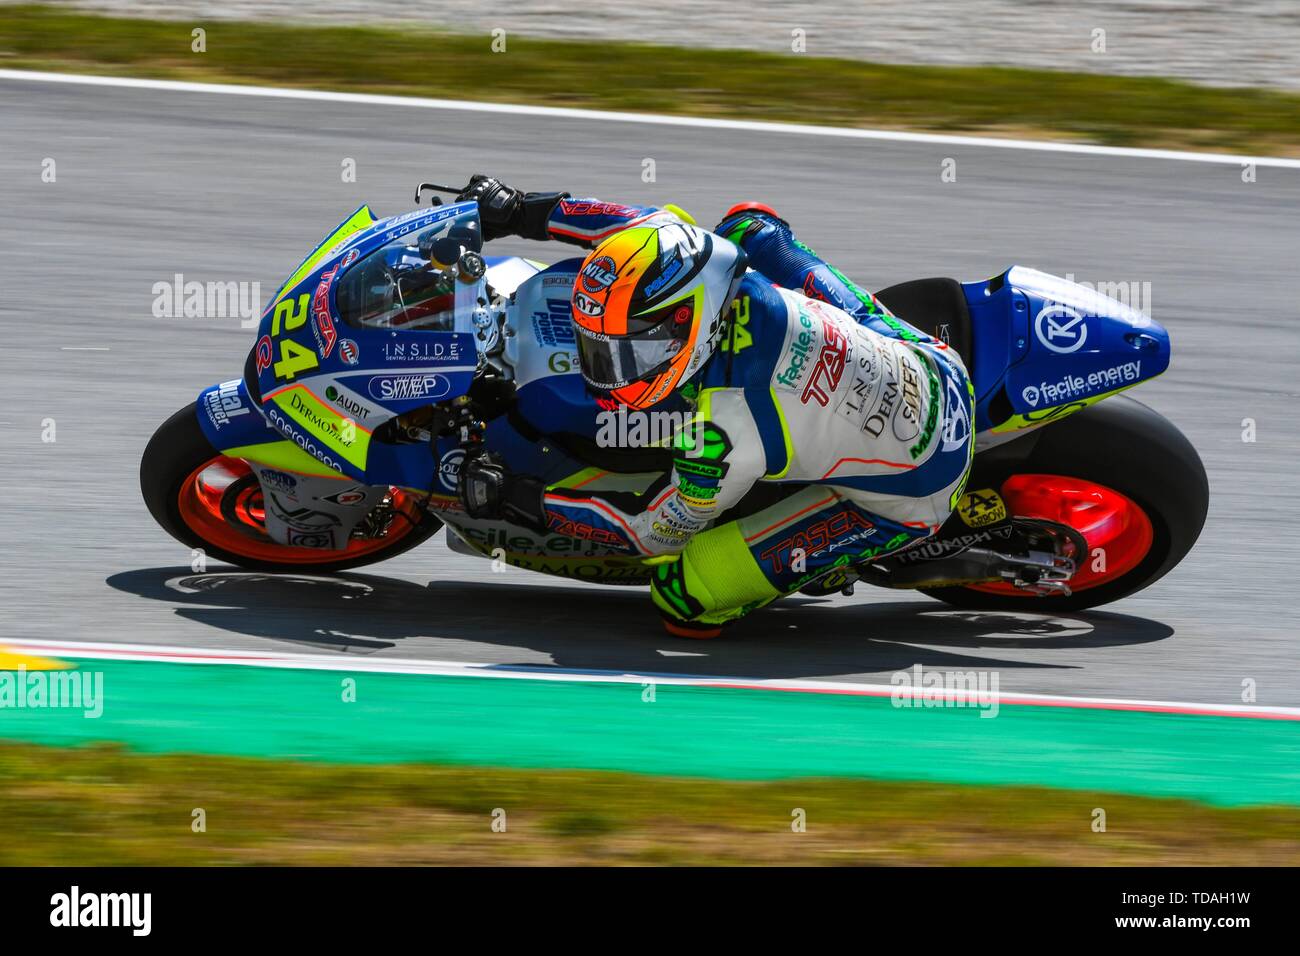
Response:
[245,202,484,482]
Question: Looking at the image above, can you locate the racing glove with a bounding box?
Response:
[457,175,569,242]
[458,453,549,533]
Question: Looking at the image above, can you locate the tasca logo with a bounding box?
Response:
[759,510,877,574]
[312,263,341,358]
[800,318,849,407]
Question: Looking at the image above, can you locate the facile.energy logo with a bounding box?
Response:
[0,665,102,718]
[50,886,151,936]
[1021,360,1142,408]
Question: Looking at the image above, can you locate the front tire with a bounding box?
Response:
[923,396,1208,612]
[141,404,442,573]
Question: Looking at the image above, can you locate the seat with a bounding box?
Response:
[874,277,974,369]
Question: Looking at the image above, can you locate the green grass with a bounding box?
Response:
[3,4,1300,155]
[4,741,1299,865]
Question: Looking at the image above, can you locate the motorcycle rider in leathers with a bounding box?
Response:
[456,176,975,637]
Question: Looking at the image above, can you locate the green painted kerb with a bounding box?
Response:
[1,659,1297,807]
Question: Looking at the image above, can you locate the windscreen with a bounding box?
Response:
[335,205,482,332]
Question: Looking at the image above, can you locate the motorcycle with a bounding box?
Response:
[141,185,1208,614]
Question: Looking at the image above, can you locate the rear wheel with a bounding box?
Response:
[141,405,442,573]
[922,397,1207,611]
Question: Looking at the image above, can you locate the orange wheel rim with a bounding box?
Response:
[176,455,422,564]
[967,473,1154,596]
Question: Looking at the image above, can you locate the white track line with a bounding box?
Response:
[3,68,1299,169]
[7,637,1300,721]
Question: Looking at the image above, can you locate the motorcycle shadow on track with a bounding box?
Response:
[106,567,1175,681]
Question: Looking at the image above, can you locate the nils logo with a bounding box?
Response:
[580,256,617,295]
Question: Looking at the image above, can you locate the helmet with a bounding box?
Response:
[571,219,746,410]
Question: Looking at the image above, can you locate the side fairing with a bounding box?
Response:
[504,258,586,388]
[197,377,370,479]
[502,259,610,445]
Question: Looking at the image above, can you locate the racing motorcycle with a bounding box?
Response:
[141,185,1208,614]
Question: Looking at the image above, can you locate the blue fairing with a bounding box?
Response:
[196,376,455,490]
[195,378,277,450]
[964,266,1170,432]
[515,374,599,440]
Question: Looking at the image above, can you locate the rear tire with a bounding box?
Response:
[922,397,1207,611]
[141,404,442,573]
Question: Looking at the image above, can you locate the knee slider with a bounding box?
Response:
[651,522,779,622]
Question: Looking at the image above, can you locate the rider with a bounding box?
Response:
[455,176,975,637]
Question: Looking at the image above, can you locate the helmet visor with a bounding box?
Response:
[575,306,692,391]
[575,327,685,391]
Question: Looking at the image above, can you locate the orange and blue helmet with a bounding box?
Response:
[571,218,746,410]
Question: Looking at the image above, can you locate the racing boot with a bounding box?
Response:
[648,522,781,638]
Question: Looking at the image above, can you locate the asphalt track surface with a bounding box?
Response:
[2,75,1298,707]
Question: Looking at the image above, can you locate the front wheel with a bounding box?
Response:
[140,405,442,573]
[922,396,1208,612]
